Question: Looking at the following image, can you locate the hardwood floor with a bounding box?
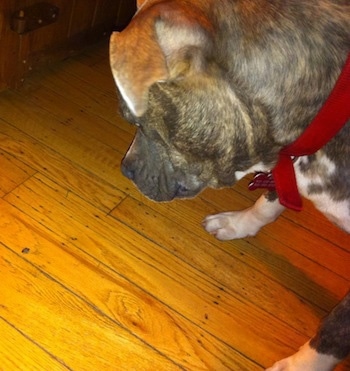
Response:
[0,41,349,370]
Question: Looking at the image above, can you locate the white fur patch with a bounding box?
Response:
[266,341,340,371]
[203,195,285,240]
[235,162,272,181]
[114,75,141,117]
[295,155,336,192]
[295,155,350,232]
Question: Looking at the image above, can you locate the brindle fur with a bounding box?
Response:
[113,0,350,203]
[310,293,350,360]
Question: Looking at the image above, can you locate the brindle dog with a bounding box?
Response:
[109,1,350,370]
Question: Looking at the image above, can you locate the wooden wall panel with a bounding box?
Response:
[0,1,21,89]
[115,0,136,31]
[68,0,96,36]
[17,0,74,84]
[93,0,136,32]
[0,0,136,89]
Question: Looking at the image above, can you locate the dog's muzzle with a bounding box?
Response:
[121,156,204,202]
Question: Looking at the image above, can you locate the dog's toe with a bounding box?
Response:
[202,209,266,240]
[202,212,246,240]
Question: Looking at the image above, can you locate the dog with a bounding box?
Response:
[109,0,350,370]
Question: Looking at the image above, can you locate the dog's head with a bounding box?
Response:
[110,0,277,201]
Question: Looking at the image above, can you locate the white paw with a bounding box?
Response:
[202,196,285,240]
[202,209,261,240]
[266,342,340,371]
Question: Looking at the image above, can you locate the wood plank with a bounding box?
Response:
[111,196,331,327]
[2,185,259,370]
[0,119,124,212]
[18,79,133,151]
[3,174,304,368]
[0,317,68,370]
[21,61,126,128]
[0,150,36,197]
[113,188,349,311]
[50,54,117,95]
[110,196,350,370]
[0,238,180,370]
[0,90,123,187]
[68,42,114,77]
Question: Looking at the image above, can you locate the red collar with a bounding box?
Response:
[250,52,350,211]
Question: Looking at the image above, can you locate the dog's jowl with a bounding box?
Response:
[110,1,350,370]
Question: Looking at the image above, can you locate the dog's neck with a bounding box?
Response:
[251,53,350,211]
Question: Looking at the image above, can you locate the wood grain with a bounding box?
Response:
[0,317,67,370]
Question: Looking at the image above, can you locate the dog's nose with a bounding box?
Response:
[175,182,190,197]
[121,162,135,180]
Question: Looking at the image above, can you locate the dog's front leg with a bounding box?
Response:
[202,192,285,240]
[265,341,341,371]
[266,292,350,371]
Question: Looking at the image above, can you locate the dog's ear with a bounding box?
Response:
[109,2,213,117]
[137,0,147,9]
